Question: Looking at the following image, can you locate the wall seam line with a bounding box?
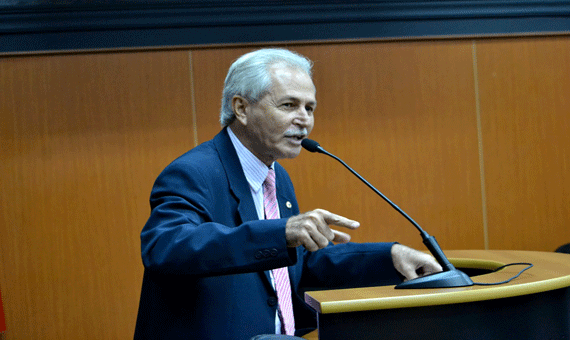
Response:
[472,40,489,250]
[189,50,199,147]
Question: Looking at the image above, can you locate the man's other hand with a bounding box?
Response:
[391,243,443,281]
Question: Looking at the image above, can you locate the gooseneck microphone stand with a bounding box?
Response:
[301,138,473,289]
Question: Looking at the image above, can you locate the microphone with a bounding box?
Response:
[301,138,473,289]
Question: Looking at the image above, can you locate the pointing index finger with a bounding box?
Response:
[321,210,360,230]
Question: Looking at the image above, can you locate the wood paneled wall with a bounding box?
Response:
[476,37,570,250]
[1,36,570,339]
[0,51,194,339]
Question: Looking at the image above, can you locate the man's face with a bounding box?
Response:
[239,66,316,165]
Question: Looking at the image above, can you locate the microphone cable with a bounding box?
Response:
[472,262,534,286]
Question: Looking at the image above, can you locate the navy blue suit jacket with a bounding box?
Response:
[134,128,401,339]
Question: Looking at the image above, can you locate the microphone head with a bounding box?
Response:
[301,138,321,153]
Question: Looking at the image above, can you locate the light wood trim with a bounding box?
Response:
[302,329,319,340]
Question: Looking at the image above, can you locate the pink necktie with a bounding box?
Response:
[263,168,295,336]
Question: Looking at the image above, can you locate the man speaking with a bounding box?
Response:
[134,48,441,339]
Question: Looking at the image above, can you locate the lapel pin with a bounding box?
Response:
[286,201,292,209]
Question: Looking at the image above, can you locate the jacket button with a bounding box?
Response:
[270,248,278,257]
[267,297,278,307]
[255,251,263,260]
[263,249,271,258]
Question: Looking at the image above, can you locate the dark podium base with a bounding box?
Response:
[317,286,570,340]
[395,268,474,289]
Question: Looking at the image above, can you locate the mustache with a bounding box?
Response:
[284,128,308,137]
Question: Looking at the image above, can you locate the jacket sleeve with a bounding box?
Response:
[299,242,403,290]
[140,158,297,276]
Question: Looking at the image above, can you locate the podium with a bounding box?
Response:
[303,250,570,340]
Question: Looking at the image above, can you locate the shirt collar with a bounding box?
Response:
[227,127,273,193]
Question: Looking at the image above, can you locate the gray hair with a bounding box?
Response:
[220,48,313,126]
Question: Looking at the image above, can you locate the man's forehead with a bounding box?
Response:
[270,65,311,81]
[268,66,316,97]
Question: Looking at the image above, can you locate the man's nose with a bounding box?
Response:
[293,107,311,125]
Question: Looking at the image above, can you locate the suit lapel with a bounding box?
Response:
[213,129,302,290]
[213,128,297,222]
[213,129,274,286]
[213,128,259,224]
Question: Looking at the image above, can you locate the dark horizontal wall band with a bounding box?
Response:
[1,1,570,54]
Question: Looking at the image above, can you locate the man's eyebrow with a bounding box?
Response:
[279,96,300,102]
[280,96,317,106]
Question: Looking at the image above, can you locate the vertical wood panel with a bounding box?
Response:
[477,37,570,251]
[192,41,484,251]
[0,51,193,339]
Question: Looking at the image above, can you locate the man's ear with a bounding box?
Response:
[232,95,248,125]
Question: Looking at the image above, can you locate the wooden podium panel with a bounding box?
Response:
[305,250,570,340]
